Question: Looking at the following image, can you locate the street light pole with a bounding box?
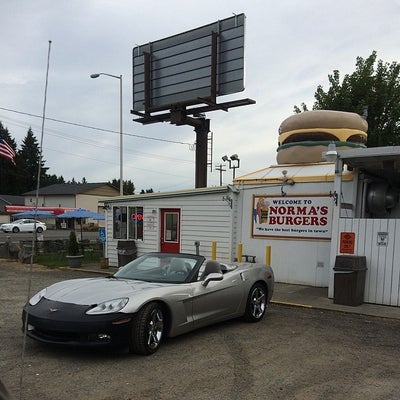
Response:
[90,72,123,196]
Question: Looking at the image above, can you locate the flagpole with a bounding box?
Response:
[35,40,52,215]
[19,40,52,400]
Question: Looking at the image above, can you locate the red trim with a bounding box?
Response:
[4,205,77,215]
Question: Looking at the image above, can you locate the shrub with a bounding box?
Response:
[67,231,80,256]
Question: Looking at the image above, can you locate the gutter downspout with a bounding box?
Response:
[328,157,344,298]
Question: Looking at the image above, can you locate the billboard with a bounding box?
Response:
[252,195,333,240]
[132,13,246,113]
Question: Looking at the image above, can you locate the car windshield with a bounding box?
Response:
[114,253,204,283]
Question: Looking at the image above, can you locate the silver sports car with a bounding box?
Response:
[22,252,274,355]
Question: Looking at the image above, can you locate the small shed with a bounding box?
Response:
[101,186,238,267]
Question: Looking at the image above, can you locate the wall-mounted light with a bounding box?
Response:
[280,170,295,196]
[222,195,233,208]
[330,190,338,206]
[322,142,338,163]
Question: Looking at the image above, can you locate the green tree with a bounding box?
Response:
[294,51,400,147]
[109,178,135,195]
[42,173,65,186]
[15,128,49,193]
[0,122,18,194]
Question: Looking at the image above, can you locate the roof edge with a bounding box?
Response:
[101,185,233,203]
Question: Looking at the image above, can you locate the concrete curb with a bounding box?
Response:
[271,300,313,309]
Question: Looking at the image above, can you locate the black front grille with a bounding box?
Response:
[23,300,132,347]
[31,327,83,342]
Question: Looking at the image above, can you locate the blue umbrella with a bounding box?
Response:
[13,210,54,218]
[57,208,105,244]
[57,208,105,220]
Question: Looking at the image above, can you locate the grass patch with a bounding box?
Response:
[36,250,102,268]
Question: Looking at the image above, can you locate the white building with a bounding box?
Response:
[102,186,238,267]
[102,111,400,307]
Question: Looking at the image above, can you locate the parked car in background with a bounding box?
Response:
[22,252,274,355]
[0,219,47,233]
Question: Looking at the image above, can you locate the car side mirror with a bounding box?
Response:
[202,272,223,287]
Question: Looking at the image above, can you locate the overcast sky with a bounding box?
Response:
[1,0,399,192]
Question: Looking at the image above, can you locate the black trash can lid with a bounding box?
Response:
[334,255,366,270]
[117,240,137,250]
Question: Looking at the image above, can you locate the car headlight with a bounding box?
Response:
[86,298,129,315]
[29,288,47,306]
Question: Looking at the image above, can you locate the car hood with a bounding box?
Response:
[43,277,168,305]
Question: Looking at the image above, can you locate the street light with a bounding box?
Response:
[90,72,123,196]
[222,154,240,180]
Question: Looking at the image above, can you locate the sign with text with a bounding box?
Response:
[377,231,388,247]
[252,195,333,240]
[340,232,355,254]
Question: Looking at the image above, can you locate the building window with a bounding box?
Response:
[113,206,143,240]
[128,206,143,240]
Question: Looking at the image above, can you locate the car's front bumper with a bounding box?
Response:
[22,298,133,348]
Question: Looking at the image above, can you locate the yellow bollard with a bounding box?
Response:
[211,241,217,260]
[266,245,271,266]
[237,242,243,262]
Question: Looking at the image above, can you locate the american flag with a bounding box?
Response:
[0,137,16,164]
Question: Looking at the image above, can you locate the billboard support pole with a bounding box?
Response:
[170,108,210,188]
[194,119,210,188]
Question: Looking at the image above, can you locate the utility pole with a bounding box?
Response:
[215,164,226,186]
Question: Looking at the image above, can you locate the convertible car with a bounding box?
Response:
[22,252,274,355]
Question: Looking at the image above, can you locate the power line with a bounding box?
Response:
[0,114,194,165]
[0,106,193,146]
[0,105,197,182]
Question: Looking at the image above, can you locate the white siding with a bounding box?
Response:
[180,199,232,259]
[330,218,400,306]
[105,190,234,267]
[236,181,334,286]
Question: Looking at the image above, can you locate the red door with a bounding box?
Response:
[160,209,180,253]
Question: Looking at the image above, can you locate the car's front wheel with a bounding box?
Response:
[36,227,43,233]
[129,302,164,355]
[12,227,19,233]
[244,283,267,322]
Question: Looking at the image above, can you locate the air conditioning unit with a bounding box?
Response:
[366,181,399,216]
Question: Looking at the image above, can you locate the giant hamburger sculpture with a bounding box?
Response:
[276,110,368,164]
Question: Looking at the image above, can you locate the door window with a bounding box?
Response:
[164,212,179,242]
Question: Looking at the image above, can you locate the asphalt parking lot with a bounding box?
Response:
[1,260,400,400]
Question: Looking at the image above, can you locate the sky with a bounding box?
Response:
[1,0,399,193]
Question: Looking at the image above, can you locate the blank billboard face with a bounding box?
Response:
[132,13,246,113]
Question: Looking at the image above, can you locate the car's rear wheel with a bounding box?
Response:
[244,283,267,322]
[12,227,19,233]
[129,302,164,355]
[36,227,43,233]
